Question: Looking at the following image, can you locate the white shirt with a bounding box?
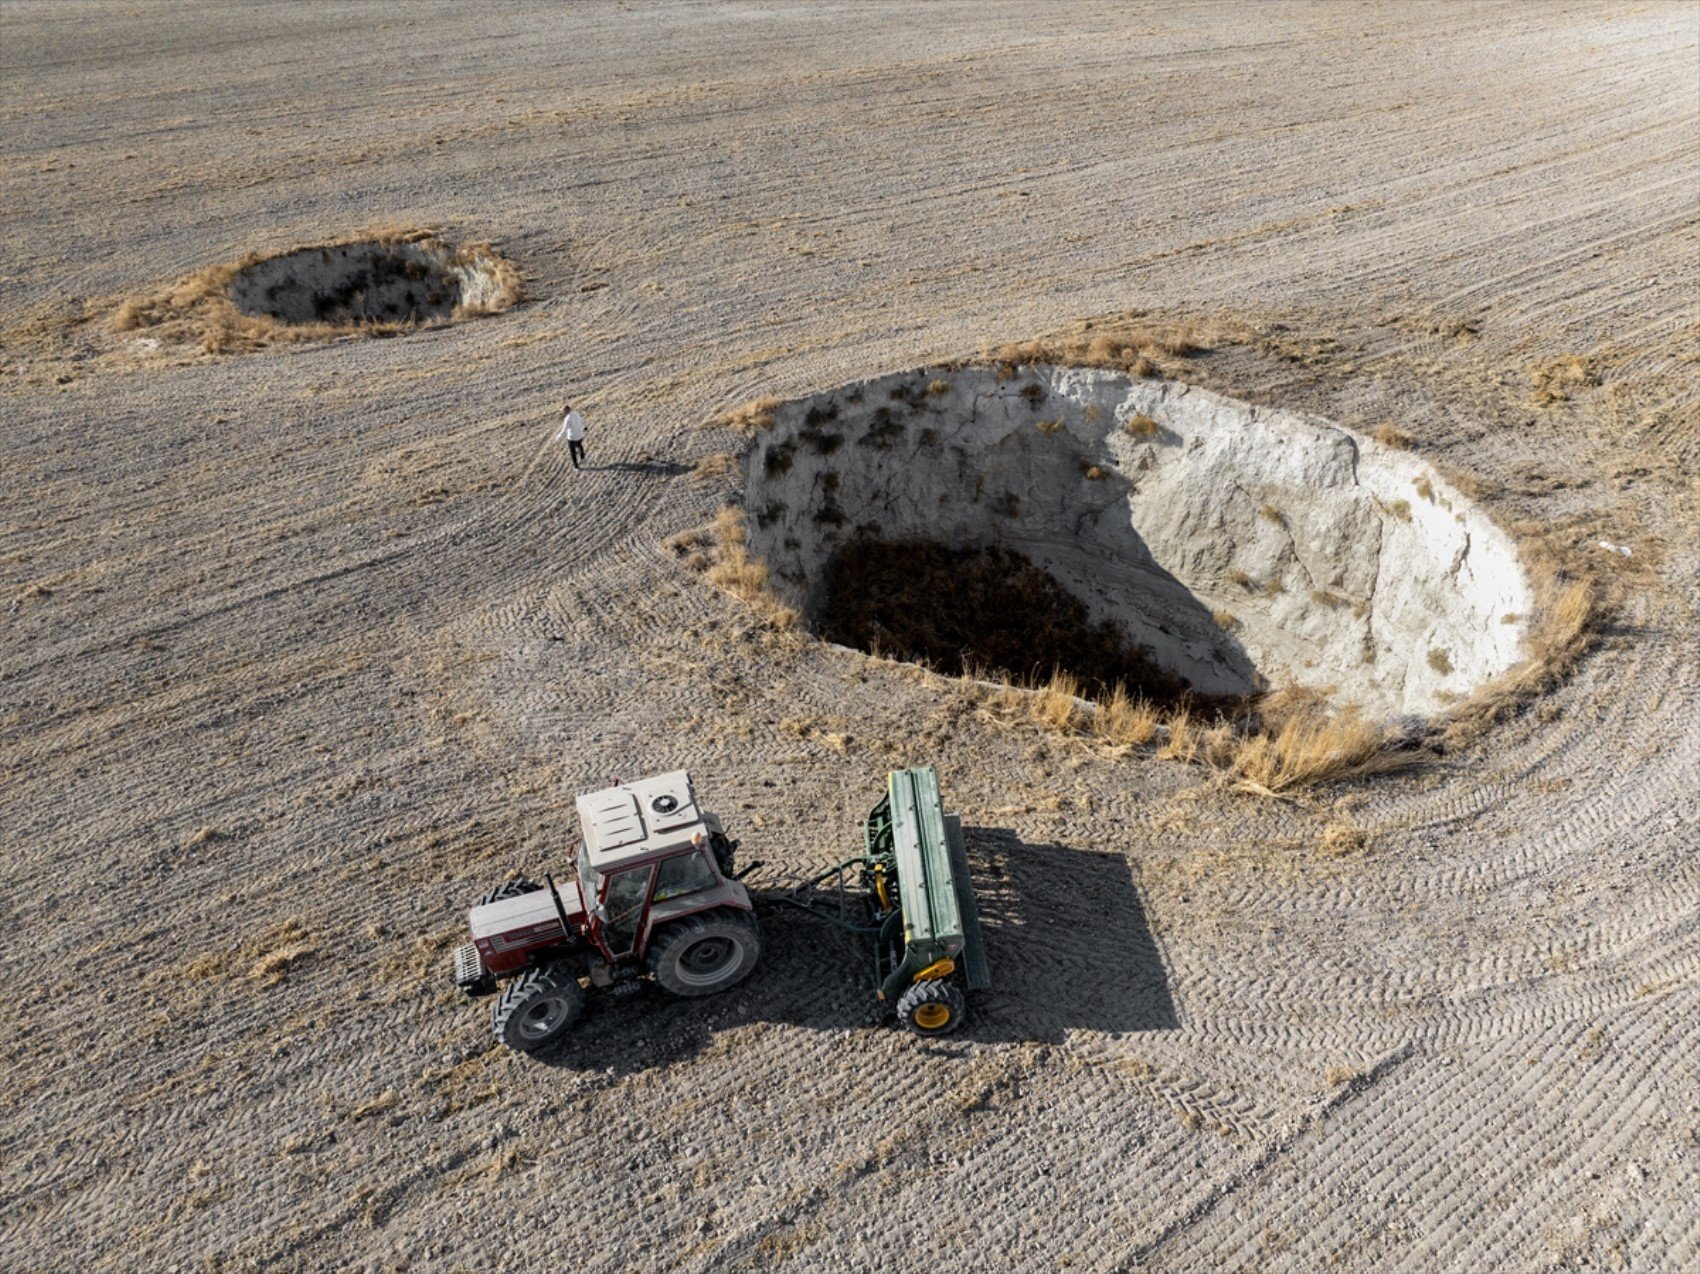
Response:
[555,410,586,443]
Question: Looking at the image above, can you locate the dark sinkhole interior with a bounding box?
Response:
[229,243,464,326]
[815,538,1207,706]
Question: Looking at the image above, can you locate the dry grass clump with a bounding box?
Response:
[968,657,1416,796]
[984,315,1209,378]
[1529,355,1599,406]
[1024,670,1088,733]
[1223,706,1412,796]
[712,396,784,432]
[1036,417,1065,434]
[174,916,319,988]
[690,452,738,483]
[1372,423,1414,449]
[1157,709,1200,763]
[1319,816,1373,858]
[111,226,520,355]
[1254,684,1329,730]
[1125,413,1160,438]
[1092,683,1162,747]
[676,507,798,630]
[348,1090,398,1121]
[779,715,851,754]
[983,671,1194,756]
[247,919,319,987]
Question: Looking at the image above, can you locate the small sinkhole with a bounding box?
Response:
[227,237,513,328]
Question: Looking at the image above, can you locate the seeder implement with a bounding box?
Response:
[783,766,990,1035]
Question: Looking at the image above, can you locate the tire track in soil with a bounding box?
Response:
[3,3,1698,1268]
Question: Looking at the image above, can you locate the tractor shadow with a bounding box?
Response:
[531,827,1174,1074]
[527,891,880,1076]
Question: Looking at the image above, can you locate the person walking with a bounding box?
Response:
[554,401,588,469]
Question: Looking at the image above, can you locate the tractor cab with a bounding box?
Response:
[573,771,748,963]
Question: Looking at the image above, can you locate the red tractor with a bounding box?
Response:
[452,770,762,1052]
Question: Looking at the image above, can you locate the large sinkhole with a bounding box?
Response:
[741,366,1533,721]
[228,237,514,327]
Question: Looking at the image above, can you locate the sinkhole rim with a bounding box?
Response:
[729,362,1541,727]
[109,228,523,354]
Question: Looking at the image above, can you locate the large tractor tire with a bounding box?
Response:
[647,908,763,998]
[491,965,583,1053]
[896,978,967,1036]
[478,878,541,907]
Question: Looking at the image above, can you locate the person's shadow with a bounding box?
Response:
[528,825,1176,1073]
[580,459,692,477]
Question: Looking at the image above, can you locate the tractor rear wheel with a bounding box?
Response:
[479,878,541,906]
[896,978,967,1036]
[647,909,763,997]
[491,964,583,1052]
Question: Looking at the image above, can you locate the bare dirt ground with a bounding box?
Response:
[3,2,1698,1269]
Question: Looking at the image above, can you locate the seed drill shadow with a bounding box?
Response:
[964,826,1178,1041]
[530,827,1175,1074]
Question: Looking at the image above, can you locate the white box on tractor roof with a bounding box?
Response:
[576,770,712,869]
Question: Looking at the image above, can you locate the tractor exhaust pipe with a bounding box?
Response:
[543,872,576,940]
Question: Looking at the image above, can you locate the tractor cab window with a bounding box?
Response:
[599,865,651,958]
[575,840,599,900]
[652,849,717,903]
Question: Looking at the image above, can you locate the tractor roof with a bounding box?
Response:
[576,770,709,869]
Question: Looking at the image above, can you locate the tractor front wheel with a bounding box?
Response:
[647,909,763,997]
[491,964,584,1053]
[897,978,967,1036]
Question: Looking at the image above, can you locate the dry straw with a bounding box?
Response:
[980,314,1209,379]
[675,507,799,631]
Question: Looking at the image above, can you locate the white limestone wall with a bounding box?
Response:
[741,366,1531,720]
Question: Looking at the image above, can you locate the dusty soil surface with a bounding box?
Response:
[2,3,1697,1270]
